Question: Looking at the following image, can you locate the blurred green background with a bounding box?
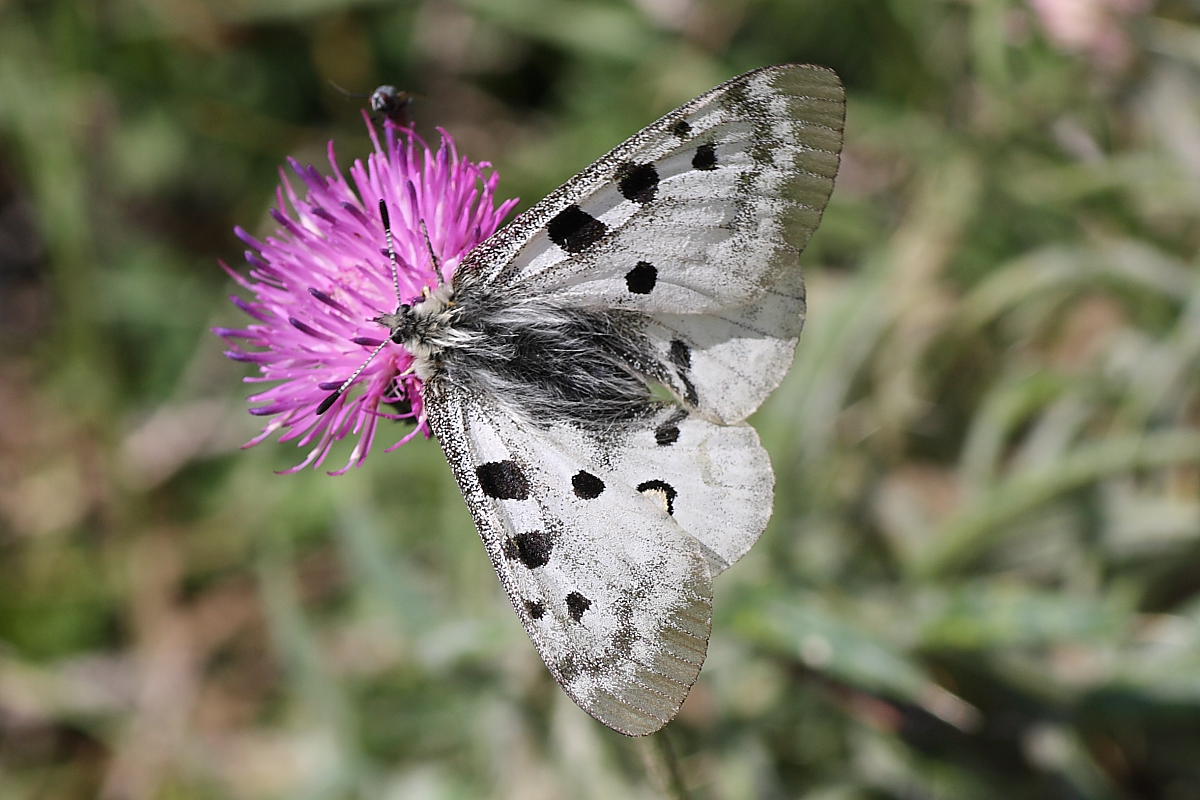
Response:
[3,0,1200,797]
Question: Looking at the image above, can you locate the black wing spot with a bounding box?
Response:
[526,600,546,620]
[654,410,687,446]
[669,340,698,405]
[572,470,606,499]
[547,204,606,253]
[617,161,659,204]
[566,591,592,622]
[637,479,677,516]
[671,119,692,138]
[504,530,552,569]
[624,261,657,294]
[669,339,692,369]
[476,460,529,500]
[692,143,718,171]
[678,375,699,405]
[655,424,680,446]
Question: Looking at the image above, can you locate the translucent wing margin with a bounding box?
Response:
[425,382,774,734]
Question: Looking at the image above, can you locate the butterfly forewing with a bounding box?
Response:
[458,65,842,300]
[456,64,845,424]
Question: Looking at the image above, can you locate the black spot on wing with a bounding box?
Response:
[669,339,692,370]
[572,470,605,499]
[476,460,529,500]
[671,119,692,138]
[655,424,680,446]
[617,161,659,204]
[547,204,606,253]
[692,143,718,171]
[637,479,677,516]
[678,375,699,405]
[526,600,546,619]
[566,591,592,622]
[654,409,687,447]
[624,261,657,294]
[681,371,700,402]
[669,339,699,404]
[504,530,551,569]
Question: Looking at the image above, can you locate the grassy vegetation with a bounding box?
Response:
[2,0,1198,797]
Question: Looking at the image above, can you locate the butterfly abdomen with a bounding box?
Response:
[433,292,661,429]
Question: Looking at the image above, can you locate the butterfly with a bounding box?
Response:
[324,64,844,734]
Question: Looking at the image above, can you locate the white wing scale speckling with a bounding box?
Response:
[418,64,844,734]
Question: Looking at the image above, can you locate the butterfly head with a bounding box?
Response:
[376,303,416,344]
[374,284,465,368]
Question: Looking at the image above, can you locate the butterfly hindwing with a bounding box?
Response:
[425,385,775,734]
[426,385,713,735]
[583,404,775,572]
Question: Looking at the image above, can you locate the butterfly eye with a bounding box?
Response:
[386,305,413,343]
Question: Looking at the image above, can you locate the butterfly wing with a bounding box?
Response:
[425,64,842,733]
[457,64,845,423]
[591,405,774,572]
[425,381,773,734]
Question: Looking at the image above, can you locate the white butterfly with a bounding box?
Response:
[332,64,844,734]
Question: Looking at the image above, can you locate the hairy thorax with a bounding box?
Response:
[381,284,662,427]
[378,285,480,380]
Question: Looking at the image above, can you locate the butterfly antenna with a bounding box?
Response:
[316,338,391,415]
[380,199,403,305]
[420,219,443,280]
[316,201,402,416]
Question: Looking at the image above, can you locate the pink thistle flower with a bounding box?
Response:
[216,120,518,474]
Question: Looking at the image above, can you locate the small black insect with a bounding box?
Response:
[369,85,414,126]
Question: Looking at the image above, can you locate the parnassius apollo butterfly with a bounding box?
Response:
[353,65,844,735]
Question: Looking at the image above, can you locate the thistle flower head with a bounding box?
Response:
[216,120,518,474]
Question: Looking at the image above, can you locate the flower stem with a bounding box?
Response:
[639,729,692,800]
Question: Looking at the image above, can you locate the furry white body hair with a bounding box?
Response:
[395,283,662,428]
